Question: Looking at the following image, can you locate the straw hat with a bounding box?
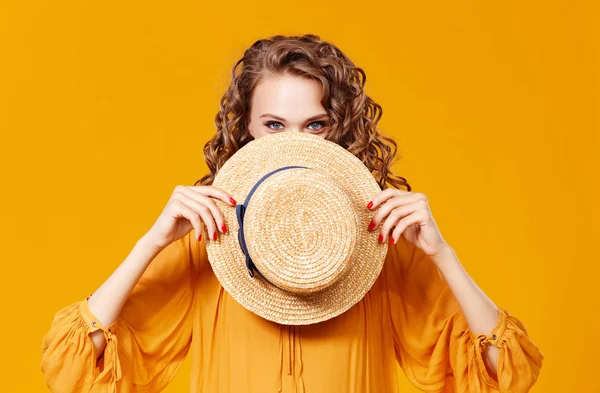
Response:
[204,131,389,325]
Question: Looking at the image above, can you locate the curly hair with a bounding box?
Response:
[194,34,411,192]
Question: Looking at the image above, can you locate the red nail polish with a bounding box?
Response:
[230,197,237,205]
[366,201,373,209]
[378,234,384,243]
[368,220,376,231]
[213,232,218,241]
[221,224,227,233]
[390,236,395,245]
[197,233,202,241]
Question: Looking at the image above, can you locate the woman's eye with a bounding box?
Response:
[264,120,327,131]
[307,121,327,131]
[264,121,284,130]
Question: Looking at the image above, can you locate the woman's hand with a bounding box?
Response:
[144,185,237,250]
[366,189,449,258]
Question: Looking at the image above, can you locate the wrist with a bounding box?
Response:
[136,233,165,256]
[429,244,457,267]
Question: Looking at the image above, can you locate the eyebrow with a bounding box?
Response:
[260,113,329,122]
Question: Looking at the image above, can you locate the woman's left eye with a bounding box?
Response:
[307,121,326,131]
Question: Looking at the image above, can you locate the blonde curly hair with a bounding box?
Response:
[194,34,411,192]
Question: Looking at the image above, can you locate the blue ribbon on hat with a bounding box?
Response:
[235,165,310,286]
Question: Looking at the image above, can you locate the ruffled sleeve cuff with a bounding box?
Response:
[40,295,123,393]
[79,294,119,337]
[469,308,543,392]
[80,294,123,387]
[468,307,507,389]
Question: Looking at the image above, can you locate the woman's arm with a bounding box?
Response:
[86,234,163,360]
[368,188,530,383]
[383,232,543,393]
[86,184,233,360]
[40,231,199,393]
[41,185,235,392]
[428,245,501,379]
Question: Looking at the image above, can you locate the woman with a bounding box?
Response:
[40,34,543,393]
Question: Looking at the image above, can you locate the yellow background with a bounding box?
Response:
[1,0,597,392]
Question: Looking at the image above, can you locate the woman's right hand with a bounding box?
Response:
[144,185,237,250]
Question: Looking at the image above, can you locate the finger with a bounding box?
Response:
[379,203,418,243]
[368,191,426,228]
[367,189,422,211]
[366,188,395,210]
[390,221,406,245]
[181,195,220,240]
[369,196,403,230]
[390,211,425,244]
[172,192,219,240]
[172,199,203,241]
[186,185,237,206]
[367,194,410,232]
[174,187,227,234]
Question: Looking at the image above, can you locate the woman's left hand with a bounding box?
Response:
[366,189,450,258]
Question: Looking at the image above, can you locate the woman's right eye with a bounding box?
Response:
[264,121,284,130]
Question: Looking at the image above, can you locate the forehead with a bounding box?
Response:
[251,75,325,120]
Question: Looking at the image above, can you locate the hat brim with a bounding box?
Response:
[205,132,388,325]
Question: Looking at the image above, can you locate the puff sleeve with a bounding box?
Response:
[40,231,203,393]
[384,237,544,392]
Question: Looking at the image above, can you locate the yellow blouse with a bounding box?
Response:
[40,231,543,393]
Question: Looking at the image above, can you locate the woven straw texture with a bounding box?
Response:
[205,132,388,325]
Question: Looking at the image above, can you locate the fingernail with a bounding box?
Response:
[366,201,373,209]
[389,236,395,245]
[368,220,377,231]
[230,197,237,205]
[378,234,384,243]
[197,233,202,241]
[213,232,218,241]
[221,224,227,233]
